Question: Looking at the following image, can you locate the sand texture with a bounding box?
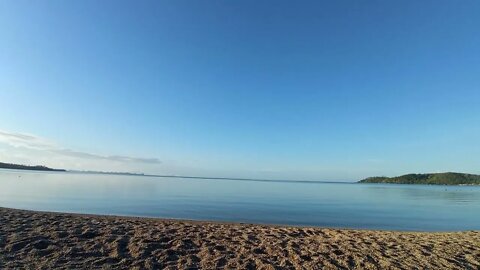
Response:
[0,207,479,269]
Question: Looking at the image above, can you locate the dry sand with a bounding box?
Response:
[0,207,479,269]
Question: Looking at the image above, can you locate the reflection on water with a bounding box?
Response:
[365,184,480,204]
[1,169,479,231]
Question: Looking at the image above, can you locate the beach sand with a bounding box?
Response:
[0,207,479,269]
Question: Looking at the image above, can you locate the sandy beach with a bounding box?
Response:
[0,207,479,269]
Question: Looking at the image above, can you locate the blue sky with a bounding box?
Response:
[1,0,479,180]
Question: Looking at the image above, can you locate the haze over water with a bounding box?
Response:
[1,169,479,232]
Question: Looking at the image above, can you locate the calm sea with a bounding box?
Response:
[1,169,479,231]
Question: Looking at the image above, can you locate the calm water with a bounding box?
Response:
[1,169,479,231]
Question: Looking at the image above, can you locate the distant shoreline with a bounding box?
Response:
[359,172,480,186]
[0,162,65,172]
[3,161,480,186]
[0,164,354,184]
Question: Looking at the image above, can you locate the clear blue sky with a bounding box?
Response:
[1,0,479,180]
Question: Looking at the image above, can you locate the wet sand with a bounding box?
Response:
[0,207,479,269]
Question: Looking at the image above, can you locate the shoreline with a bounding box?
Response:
[1,207,479,269]
[0,207,475,233]
[0,167,355,185]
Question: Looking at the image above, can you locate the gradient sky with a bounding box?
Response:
[1,0,480,181]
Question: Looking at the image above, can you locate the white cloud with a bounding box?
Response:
[0,130,161,171]
[0,130,55,150]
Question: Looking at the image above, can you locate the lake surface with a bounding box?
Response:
[1,169,479,231]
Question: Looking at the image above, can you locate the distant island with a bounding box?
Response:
[0,162,66,172]
[359,172,480,185]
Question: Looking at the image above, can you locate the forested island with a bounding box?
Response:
[359,172,480,185]
[0,162,66,172]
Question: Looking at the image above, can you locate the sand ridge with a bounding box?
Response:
[0,207,479,269]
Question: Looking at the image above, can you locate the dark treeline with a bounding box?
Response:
[0,162,65,172]
[359,172,480,185]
